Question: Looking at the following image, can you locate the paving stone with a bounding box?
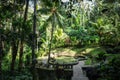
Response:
[72,61,89,80]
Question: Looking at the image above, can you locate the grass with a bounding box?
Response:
[54,56,77,64]
[51,45,106,57]
[38,45,107,65]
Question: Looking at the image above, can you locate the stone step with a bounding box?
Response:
[72,61,89,80]
[72,77,89,80]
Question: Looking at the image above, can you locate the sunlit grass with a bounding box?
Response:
[55,56,77,64]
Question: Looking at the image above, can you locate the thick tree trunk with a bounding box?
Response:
[18,0,29,71]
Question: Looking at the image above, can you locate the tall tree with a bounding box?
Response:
[39,0,65,64]
[32,0,37,80]
[10,0,24,73]
[32,0,36,67]
[18,0,29,71]
[0,0,15,75]
[10,25,19,73]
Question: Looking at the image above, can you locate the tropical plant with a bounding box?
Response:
[38,0,65,63]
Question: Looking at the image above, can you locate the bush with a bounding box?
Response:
[98,55,120,80]
[2,69,32,80]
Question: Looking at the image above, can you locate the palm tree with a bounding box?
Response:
[39,0,65,64]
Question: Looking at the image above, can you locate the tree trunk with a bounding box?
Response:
[18,0,29,71]
[10,0,18,73]
[48,27,54,63]
[0,34,3,79]
[10,40,19,73]
[32,0,37,80]
[32,0,37,66]
[48,14,55,64]
[18,41,24,71]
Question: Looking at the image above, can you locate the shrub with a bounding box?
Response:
[98,55,120,80]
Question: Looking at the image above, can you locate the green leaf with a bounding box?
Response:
[37,8,51,14]
[55,12,65,31]
[42,14,53,28]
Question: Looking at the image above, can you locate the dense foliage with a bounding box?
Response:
[0,0,120,80]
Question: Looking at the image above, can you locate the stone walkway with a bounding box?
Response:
[72,61,89,80]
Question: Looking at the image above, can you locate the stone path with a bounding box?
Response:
[72,61,89,80]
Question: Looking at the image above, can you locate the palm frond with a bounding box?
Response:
[57,7,66,15]
[56,11,65,20]
[55,12,65,31]
[40,0,53,7]
[40,0,61,8]
[71,13,78,24]
[37,8,51,14]
[42,14,53,29]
